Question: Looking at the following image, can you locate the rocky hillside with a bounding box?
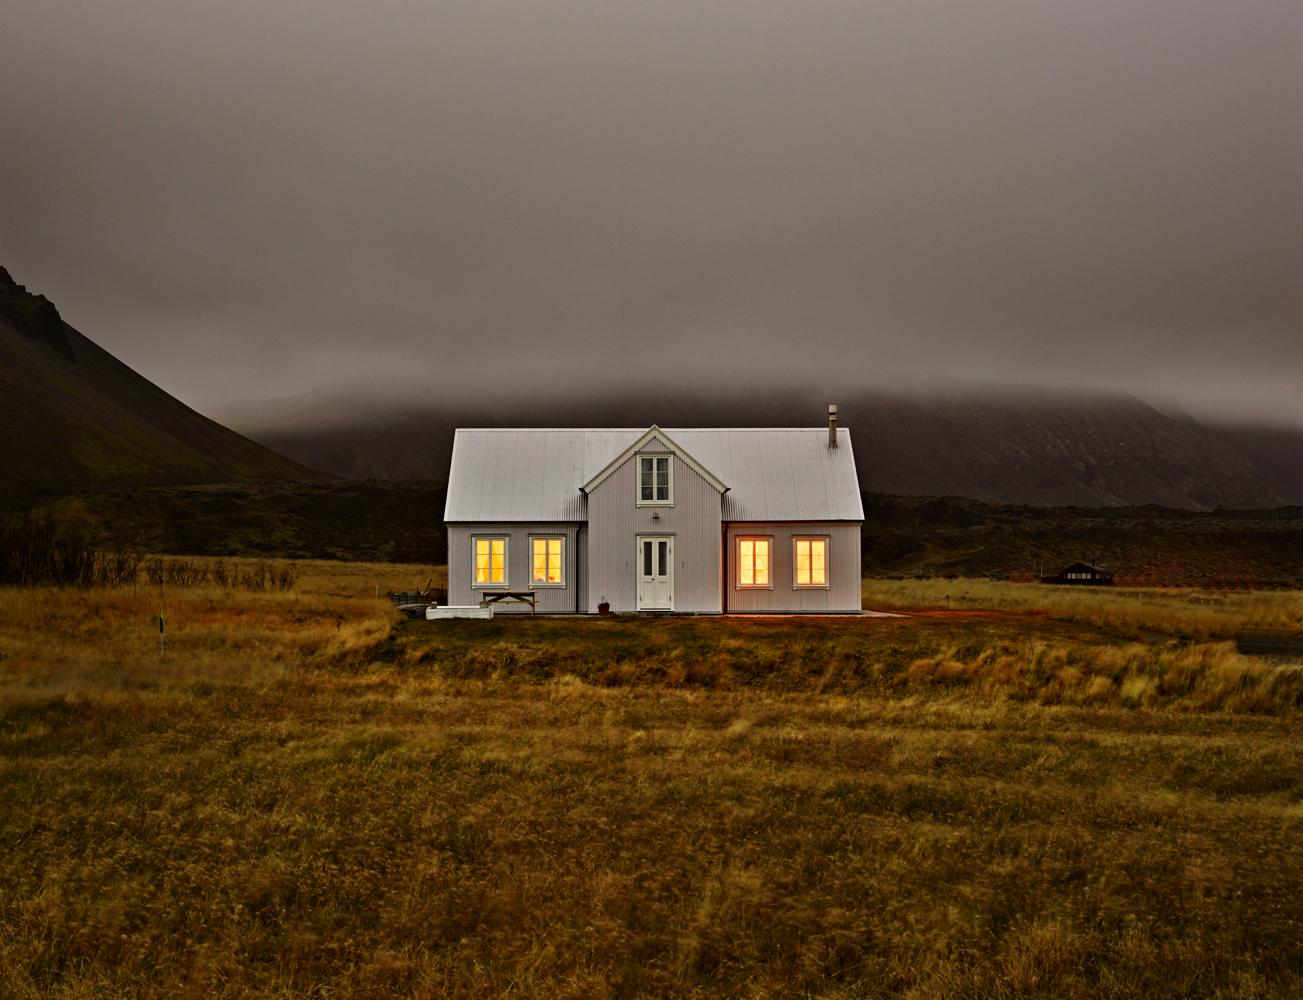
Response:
[0,267,323,494]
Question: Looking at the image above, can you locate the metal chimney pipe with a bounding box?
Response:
[828,404,838,448]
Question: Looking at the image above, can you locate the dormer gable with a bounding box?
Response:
[580,426,728,496]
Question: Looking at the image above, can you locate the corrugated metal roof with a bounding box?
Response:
[444,427,864,522]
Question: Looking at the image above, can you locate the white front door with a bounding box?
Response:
[636,536,673,611]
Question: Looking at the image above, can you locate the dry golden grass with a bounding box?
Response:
[863,577,1303,638]
[1,563,1301,997]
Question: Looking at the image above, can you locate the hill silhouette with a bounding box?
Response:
[222,386,1303,510]
[0,267,323,494]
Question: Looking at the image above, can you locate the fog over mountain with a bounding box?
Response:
[3,1,1300,426]
[218,385,1303,511]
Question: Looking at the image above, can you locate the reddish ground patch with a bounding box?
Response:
[882,607,1047,621]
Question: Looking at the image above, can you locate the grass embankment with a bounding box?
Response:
[1,566,1301,997]
[863,578,1303,638]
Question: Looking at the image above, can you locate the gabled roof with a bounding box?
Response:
[581,426,728,495]
[443,427,864,523]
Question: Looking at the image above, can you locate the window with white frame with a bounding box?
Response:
[531,536,564,586]
[638,455,671,504]
[794,537,828,587]
[737,537,772,588]
[473,536,507,587]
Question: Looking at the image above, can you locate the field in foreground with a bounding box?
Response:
[1,566,1301,997]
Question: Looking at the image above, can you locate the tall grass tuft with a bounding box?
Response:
[0,511,139,588]
[139,556,299,593]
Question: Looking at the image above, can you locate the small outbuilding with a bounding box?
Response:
[1047,561,1113,586]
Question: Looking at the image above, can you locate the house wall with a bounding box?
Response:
[723,521,862,613]
[446,522,583,613]
[585,450,723,613]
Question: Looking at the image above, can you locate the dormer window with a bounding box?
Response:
[638,455,672,505]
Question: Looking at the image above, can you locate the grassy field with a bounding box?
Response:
[1,566,1301,997]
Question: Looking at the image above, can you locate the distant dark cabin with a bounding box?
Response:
[1048,561,1113,586]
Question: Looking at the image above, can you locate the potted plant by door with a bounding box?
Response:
[597,597,611,616]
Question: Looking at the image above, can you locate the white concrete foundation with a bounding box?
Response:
[425,605,494,620]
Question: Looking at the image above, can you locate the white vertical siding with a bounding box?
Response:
[586,453,723,613]
[446,522,582,613]
[724,522,862,612]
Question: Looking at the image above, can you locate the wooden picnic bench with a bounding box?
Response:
[479,590,538,614]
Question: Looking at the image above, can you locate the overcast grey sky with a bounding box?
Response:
[3,0,1300,423]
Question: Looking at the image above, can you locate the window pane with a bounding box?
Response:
[811,540,826,585]
[531,538,563,583]
[755,540,769,585]
[532,539,546,583]
[494,539,505,583]
[658,541,667,577]
[477,538,505,584]
[643,541,652,577]
[739,539,771,586]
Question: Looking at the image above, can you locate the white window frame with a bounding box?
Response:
[528,534,566,588]
[636,453,674,507]
[471,535,509,589]
[735,535,774,590]
[792,535,831,589]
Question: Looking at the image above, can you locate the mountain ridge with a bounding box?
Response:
[0,267,325,494]
[5,263,1298,510]
[219,387,1303,510]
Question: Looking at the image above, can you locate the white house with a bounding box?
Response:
[442,407,864,614]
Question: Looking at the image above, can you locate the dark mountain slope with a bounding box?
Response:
[0,267,323,493]
[851,392,1286,509]
[1203,423,1303,505]
[221,387,1303,510]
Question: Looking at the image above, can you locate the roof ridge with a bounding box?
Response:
[455,426,838,433]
